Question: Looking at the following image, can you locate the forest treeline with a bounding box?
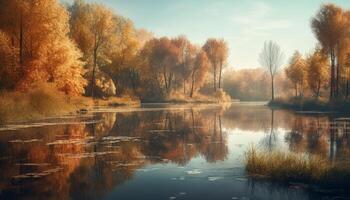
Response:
[0,0,229,102]
[1,0,349,105]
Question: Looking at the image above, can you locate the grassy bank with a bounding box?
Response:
[268,97,350,112]
[245,146,350,191]
[0,86,140,124]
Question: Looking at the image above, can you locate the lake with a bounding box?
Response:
[0,103,349,200]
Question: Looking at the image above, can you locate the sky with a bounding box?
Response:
[68,0,350,69]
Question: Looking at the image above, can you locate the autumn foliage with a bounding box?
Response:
[280,3,350,102]
[0,0,231,103]
[2,0,349,106]
[0,0,86,95]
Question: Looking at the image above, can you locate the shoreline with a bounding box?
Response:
[0,95,140,125]
[267,98,350,113]
[0,96,236,125]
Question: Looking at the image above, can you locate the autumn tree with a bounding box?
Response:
[105,17,141,94]
[259,41,284,101]
[311,4,350,99]
[217,40,228,89]
[337,37,350,97]
[189,50,210,97]
[139,37,178,96]
[0,0,86,95]
[306,48,329,98]
[0,31,19,90]
[285,51,307,97]
[172,36,192,94]
[69,1,115,97]
[203,38,228,92]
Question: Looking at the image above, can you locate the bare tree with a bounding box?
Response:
[259,40,284,101]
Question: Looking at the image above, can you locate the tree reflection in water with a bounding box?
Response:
[1,104,350,199]
[0,106,229,199]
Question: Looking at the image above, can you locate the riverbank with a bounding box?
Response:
[268,97,350,112]
[0,87,140,124]
[245,146,350,193]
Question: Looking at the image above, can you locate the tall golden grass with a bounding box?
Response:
[245,145,350,189]
[0,84,76,124]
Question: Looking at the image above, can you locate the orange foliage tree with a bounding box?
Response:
[311,4,350,99]
[189,50,210,97]
[202,38,228,92]
[0,0,86,95]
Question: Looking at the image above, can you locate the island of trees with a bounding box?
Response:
[266,4,350,111]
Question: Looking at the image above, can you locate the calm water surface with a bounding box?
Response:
[1,103,350,200]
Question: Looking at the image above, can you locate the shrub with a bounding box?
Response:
[0,84,75,124]
[215,89,232,102]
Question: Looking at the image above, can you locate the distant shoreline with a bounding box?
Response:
[268,98,350,113]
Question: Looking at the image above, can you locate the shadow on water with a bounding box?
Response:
[0,103,350,199]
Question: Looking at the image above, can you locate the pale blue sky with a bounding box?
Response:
[67,0,350,69]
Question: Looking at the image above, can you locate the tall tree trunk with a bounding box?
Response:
[91,47,98,99]
[316,79,321,99]
[336,59,340,97]
[190,71,195,97]
[214,112,217,136]
[271,75,275,101]
[213,63,217,92]
[218,62,223,89]
[167,73,173,94]
[19,13,24,66]
[183,79,186,95]
[163,65,168,93]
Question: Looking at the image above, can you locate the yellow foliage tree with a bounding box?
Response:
[69,1,115,97]
[306,48,329,98]
[285,51,307,97]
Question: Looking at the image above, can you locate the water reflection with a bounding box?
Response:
[284,113,350,161]
[1,104,350,199]
[0,106,229,199]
